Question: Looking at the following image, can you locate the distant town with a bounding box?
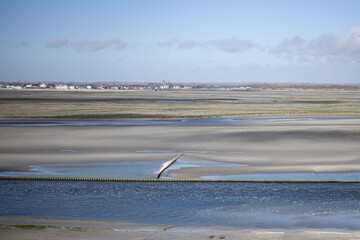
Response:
[0,81,359,91]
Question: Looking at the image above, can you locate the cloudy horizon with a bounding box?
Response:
[1,0,359,84]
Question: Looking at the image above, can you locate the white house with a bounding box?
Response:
[55,84,68,90]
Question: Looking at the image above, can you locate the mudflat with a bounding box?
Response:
[1,89,360,120]
[1,117,359,178]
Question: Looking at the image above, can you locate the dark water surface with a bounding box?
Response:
[1,180,359,229]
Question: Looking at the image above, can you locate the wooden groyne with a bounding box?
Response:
[156,153,182,179]
[0,176,359,183]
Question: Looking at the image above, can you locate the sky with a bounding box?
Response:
[0,0,359,84]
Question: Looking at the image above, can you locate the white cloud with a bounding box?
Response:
[269,26,360,62]
[336,25,360,54]
[157,39,203,49]
[269,35,305,54]
[178,40,203,49]
[14,41,30,47]
[208,37,254,53]
[45,38,69,48]
[46,36,128,52]
[157,39,178,47]
[158,36,255,53]
[69,36,128,52]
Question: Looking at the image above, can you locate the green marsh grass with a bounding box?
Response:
[1,90,359,120]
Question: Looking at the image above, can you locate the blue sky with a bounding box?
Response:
[1,0,359,84]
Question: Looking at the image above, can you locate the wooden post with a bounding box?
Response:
[154,161,156,178]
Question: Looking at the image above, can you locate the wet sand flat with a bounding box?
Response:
[1,216,359,240]
[0,117,360,178]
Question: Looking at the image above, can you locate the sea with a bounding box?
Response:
[0,180,359,229]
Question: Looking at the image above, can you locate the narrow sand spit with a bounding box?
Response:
[1,217,359,240]
[0,117,360,178]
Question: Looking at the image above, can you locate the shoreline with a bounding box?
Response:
[2,176,360,183]
[1,216,359,240]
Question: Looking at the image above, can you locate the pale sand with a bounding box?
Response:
[0,117,360,178]
[1,216,359,240]
[1,118,360,238]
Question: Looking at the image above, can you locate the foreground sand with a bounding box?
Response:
[0,116,360,178]
[1,216,359,240]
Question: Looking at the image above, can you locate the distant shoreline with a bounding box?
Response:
[1,216,359,240]
[1,90,360,120]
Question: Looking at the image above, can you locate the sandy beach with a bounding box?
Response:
[1,216,360,240]
[0,116,360,178]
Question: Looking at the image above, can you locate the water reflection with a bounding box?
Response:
[202,172,360,181]
[122,99,193,103]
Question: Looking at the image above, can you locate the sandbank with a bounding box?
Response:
[0,116,360,178]
[1,216,359,240]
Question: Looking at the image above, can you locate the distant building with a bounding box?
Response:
[6,85,22,90]
[86,85,92,90]
[40,82,47,88]
[55,84,68,90]
[238,87,251,91]
[184,86,192,89]
[159,80,170,90]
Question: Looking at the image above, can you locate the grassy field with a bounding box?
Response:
[0,89,359,120]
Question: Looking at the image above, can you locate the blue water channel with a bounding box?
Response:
[123,99,193,103]
[1,180,359,229]
[1,117,360,127]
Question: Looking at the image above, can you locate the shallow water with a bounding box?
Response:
[202,172,360,181]
[2,117,360,127]
[2,159,360,181]
[136,150,174,153]
[59,149,87,153]
[0,180,359,229]
[235,100,351,104]
[235,101,304,104]
[123,99,193,103]
[0,162,158,179]
[0,159,245,179]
